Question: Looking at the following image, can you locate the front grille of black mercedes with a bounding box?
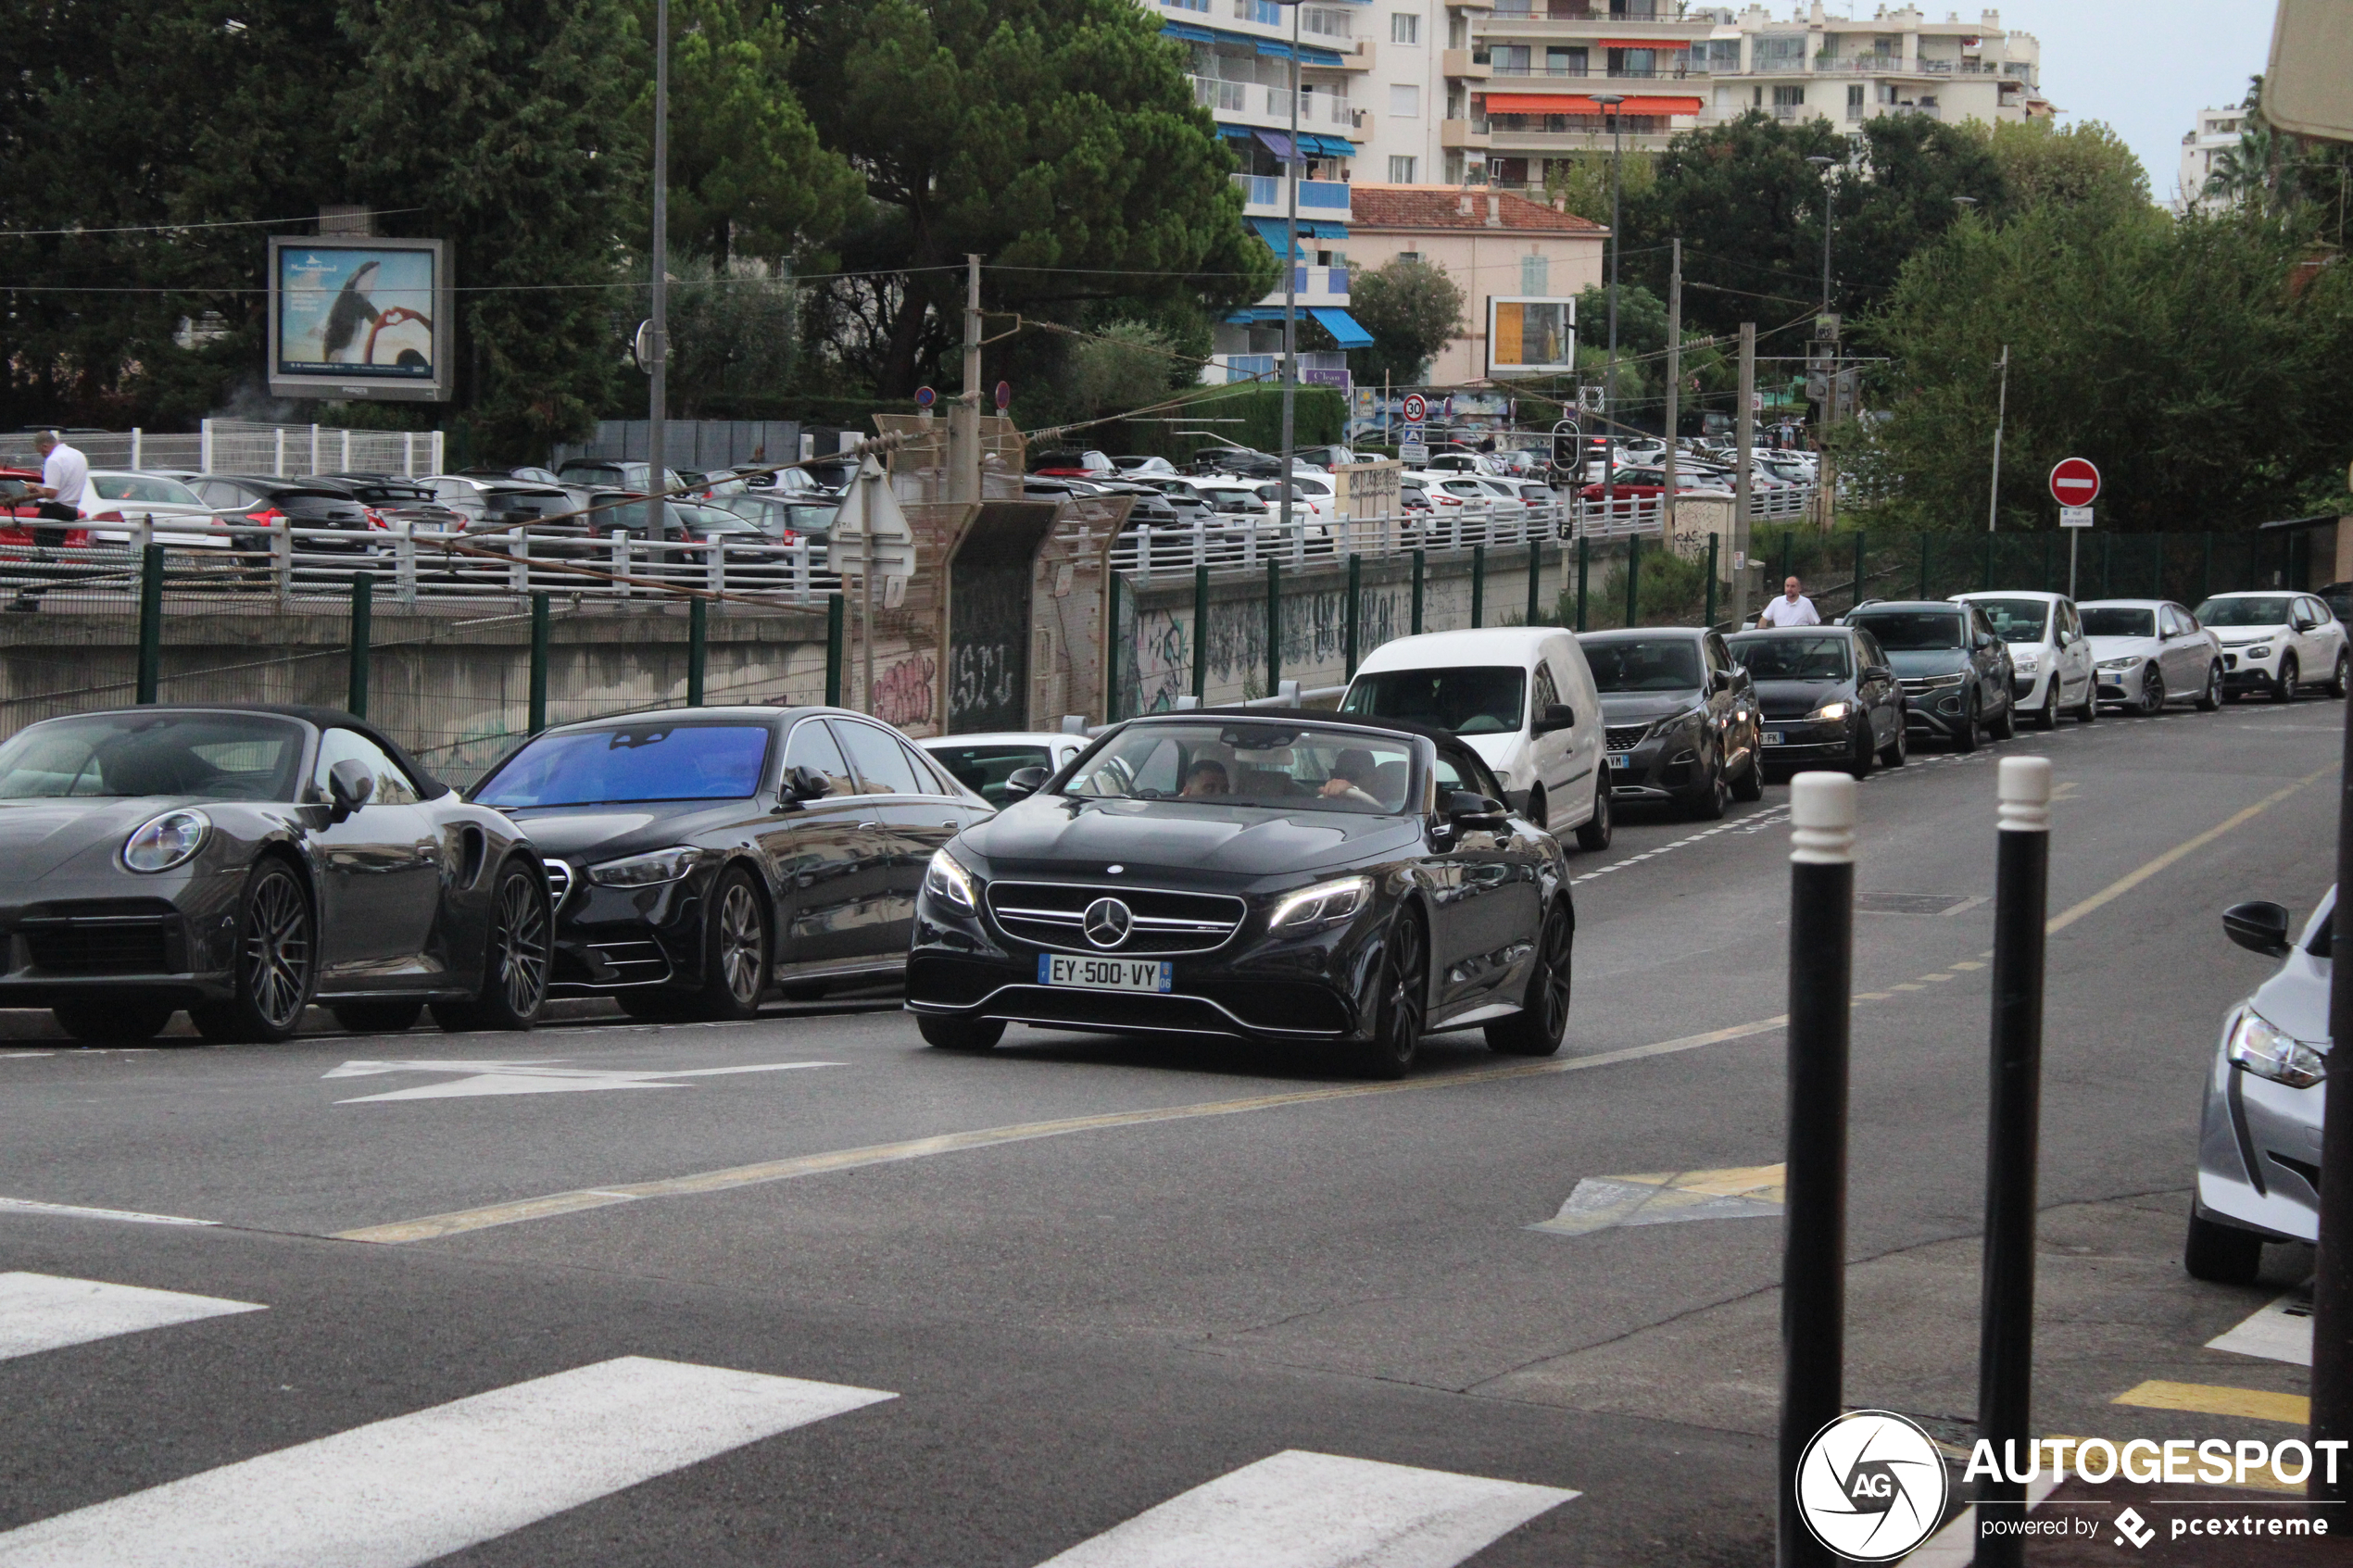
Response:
[985,881,1245,955]
[22,913,175,975]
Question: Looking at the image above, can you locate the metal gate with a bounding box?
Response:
[947,501,1057,734]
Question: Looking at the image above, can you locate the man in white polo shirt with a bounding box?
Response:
[1756,575,1820,629]
[19,430,89,612]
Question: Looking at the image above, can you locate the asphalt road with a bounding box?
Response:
[0,696,2341,1566]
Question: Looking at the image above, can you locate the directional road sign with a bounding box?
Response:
[828,457,916,579]
[2048,458,2101,508]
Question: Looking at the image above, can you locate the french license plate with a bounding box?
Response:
[1038,954,1173,993]
[1761,730,1787,746]
[1608,752,1630,770]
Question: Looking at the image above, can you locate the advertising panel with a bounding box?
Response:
[1486,296,1577,379]
[267,236,452,402]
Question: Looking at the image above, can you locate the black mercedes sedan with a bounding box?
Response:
[471,706,994,1019]
[0,704,551,1044]
[1578,627,1764,819]
[1723,626,1907,779]
[903,711,1575,1078]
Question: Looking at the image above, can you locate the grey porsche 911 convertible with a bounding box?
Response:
[0,704,552,1044]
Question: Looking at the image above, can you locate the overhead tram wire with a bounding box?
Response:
[0,207,426,238]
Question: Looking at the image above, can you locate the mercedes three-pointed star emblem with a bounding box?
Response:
[1082,897,1134,949]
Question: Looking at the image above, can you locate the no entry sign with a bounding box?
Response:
[2048,458,2101,507]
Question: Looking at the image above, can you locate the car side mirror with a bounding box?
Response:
[1535,702,1577,733]
[778,764,832,808]
[326,759,374,822]
[1444,790,1509,831]
[2223,900,2295,959]
[1003,765,1051,801]
[1863,664,1894,683]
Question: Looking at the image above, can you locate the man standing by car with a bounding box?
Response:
[1757,575,1820,629]
[18,431,88,612]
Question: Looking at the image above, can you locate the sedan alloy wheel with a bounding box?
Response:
[1357,912,1428,1080]
[1487,901,1571,1057]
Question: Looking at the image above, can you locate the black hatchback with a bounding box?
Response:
[189,475,381,560]
[1724,625,1907,779]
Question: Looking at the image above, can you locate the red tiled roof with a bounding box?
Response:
[1345,185,1606,235]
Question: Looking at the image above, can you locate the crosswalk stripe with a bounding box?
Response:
[1032,1449,1576,1568]
[0,1355,894,1568]
[0,1273,262,1363]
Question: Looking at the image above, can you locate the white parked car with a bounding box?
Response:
[915,732,1084,809]
[2194,590,2350,704]
[2077,598,2225,713]
[81,470,235,554]
[1951,591,2098,727]
[1339,628,1611,848]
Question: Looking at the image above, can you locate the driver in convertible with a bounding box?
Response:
[1180,759,1230,797]
[1318,747,1383,808]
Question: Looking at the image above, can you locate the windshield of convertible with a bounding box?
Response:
[0,711,307,799]
[475,722,772,808]
[1584,638,1703,693]
[1062,722,1418,814]
[1725,633,1853,682]
[1341,667,1525,734]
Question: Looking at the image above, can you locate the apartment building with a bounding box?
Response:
[1351,2,2050,195]
[1147,0,1381,383]
[2178,106,2248,209]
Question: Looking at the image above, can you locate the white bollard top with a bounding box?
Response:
[1789,771,1857,865]
[1997,755,2053,833]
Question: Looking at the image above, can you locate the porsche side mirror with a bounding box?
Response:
[1003,766,1051,801]
[326,759,374,822]
[2222,899,2294,959]
[778,764,832,808]
[1445,791,1509,831]
[1535,702,1577,734]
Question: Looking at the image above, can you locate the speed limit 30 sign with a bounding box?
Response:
[2048,458,2101,508]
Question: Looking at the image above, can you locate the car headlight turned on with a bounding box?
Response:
[924,847,978,912]
[122,808,208,872]
[1269,874,1372,934]
[1806,701,1850,722]
[2225,1007,2326,1088]
[586,846,701,886]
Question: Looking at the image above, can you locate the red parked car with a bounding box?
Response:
[0,467,90,548]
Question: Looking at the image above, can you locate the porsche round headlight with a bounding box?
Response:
[122,809,208,872]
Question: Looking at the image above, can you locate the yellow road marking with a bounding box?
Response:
[1951,961,1985,972]
[335,1013,1794,1245]
[1855,991,1893,1001]
[1892,983,1924,991]
[2111,1380,2310,1425]
[1922,973,1956,983]
[2046,766,2333,935]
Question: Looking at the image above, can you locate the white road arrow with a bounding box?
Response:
[322,1059,841,1103]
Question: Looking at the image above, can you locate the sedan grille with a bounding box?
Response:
[22,912,176,975]
[986,881,1245,955]
[1604,725,1649,752]
[1898,676,1965,696]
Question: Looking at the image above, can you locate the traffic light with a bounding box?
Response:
[1552,420,1579,469]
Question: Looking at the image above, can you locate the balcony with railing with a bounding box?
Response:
[1231,173,1353,222]
[1191,76,1360,133]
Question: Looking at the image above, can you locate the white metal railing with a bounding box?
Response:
[0,420,444,480]
[1191,74,1249,114]
[0,516,839,609]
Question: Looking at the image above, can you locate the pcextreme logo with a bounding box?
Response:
[1794,1410,1951,1562]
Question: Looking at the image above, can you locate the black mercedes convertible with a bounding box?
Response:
[0,705,551,1043]
[904,711,1575,1077]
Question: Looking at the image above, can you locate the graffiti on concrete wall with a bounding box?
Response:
[875,651,937,730]
[1126,608,1193,714]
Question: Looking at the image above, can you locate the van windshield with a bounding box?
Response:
[1343,667,1526,734]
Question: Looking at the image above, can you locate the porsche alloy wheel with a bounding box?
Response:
[431,859,551,1033]
[194,860,315,1044]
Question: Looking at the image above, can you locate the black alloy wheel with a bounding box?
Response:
[1846,721,1874,781]
[52,1000,176,1043]
[1730,748,1767,800]
[1574,778,1612,852]
[919,1013,1005,1051]
[193,860,316,1044]
[1487,901,1571,1057]
[2196,662,2222,712]
[1878,714,1907,768]
[1951,696,1980,753]
[2331,650,2350,699]
[2138,663,2166,716]
[431,859,552,1033]
[329,999,425,1035]
[2273,655,2299,704]
[687,867,771,1022]
[1356,911,1428,1080]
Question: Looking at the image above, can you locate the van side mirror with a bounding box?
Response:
[2223,900,2295,959]
[326,759,374,822]
[1535,702,1577,733]
[1003,766,1051,801]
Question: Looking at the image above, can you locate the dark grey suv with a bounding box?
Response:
[1579,627,1764,819]
[1845,600,2015,752]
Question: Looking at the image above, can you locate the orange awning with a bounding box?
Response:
[1483,93,1703,116]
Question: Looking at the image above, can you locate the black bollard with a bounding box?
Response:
[1974,756,2052,1564]
[1780,770,1856,1568]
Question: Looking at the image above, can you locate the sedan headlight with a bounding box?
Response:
[2097,657,2139,671]
[1806,701,1850,722]
[1268,874,1372,934]
[122,809,208,872]
[1912,672,1966,689]
[586,846,701,886]
[924,847,978,912]
[2012,654,2040,673]
[2243,644,2274,659]
[2225,1007,2326,1088]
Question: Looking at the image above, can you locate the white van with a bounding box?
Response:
[1340,628,1612,849]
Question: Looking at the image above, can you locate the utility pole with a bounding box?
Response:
[1733,321,1755,629]
[1987,344,2010,534]
[1594,94,1626,456]
[1807,155,1837,535]
[1664,237,1681,546]
[645,0,670,532]
[950,253,982,504]
[1277,0,1301,562]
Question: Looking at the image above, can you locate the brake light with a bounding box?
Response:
[245,507,286,526]
[90,510,125,524]
[364,508,389,530]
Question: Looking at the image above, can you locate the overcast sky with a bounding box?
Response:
[1821,0,2280,202]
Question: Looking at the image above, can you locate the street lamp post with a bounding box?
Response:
[1806,154,1836,529]
[1806,154,1836,317]
[1277,0,1302,579]
[646,0,670,533]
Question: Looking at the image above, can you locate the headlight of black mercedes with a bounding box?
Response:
[1266,875,1372,936]
[923,847,981,914]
